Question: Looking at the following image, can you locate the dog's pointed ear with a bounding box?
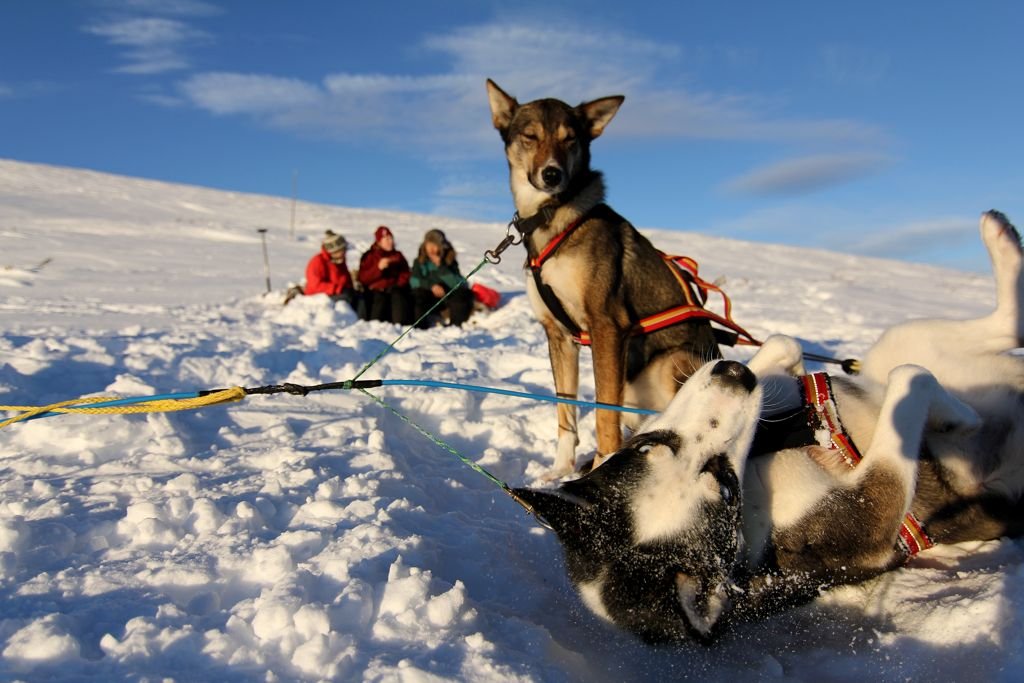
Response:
[578,95,625,139]
[512,487,589,537]
[675,573,730,639]
[486,79,518,133]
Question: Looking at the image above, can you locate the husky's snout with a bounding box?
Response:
[711,360,757,392]
[541,165,563,190]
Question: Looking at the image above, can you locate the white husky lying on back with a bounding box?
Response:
[516,210,1024,643]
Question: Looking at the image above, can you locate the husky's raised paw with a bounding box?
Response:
[981,210,1023,344]
[982,210,1022,258]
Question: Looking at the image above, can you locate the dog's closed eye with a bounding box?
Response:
[630,430,682,456]
[636,442,675,461]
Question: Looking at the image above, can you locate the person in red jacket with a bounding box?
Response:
[304,231,359,311]
[357,226,412,324]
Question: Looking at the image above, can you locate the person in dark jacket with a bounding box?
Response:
[304,231,359,311]
[410,229,473,327]
[357,226,412,324]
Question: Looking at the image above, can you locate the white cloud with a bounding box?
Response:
[837,216,976,258]
[710,204,982,267]
[723,153,893,196]
[422,22,677,99]
[610,91,882,142]
[179,73,323,114]
[172,19,886,154]
[84,16,210,74]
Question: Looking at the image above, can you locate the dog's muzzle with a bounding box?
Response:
[711,360,757,393]
[541,166,563,190]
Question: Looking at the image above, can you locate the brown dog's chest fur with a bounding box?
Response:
[527,201,720,380]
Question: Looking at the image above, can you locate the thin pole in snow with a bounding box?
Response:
[289,170,298,239]
[257,228,271,294]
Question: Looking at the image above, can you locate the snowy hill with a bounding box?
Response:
[1,158,1020,681]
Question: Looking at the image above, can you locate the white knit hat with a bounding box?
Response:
[323,231,347,252]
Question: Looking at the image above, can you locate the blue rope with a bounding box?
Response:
[6,380,656,425]
[378,379,657,415]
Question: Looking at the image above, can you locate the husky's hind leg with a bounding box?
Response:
[980,210,1023,350]
[773,365,980,579]
[860,211,1020,385]
[862,366,977,497]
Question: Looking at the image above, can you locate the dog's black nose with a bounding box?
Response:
[711,360,756,392]
[541,166,563,188]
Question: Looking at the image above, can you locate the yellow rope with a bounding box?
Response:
[0,387,248,430]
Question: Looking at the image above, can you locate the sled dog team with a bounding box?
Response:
[485,79,1024,642]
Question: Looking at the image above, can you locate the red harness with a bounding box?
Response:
[800,372,934,558]
[528,212,759,347]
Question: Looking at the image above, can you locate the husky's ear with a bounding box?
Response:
[577,95,625,139]
[486,79,518,133]
[511,487,589,537]
[675,573,729,639]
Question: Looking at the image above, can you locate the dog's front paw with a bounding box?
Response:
[546,433,578,480]
[748,335,805,377]
[540,463,576,482]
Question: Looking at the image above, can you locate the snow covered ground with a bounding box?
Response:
[1,158,1022,681]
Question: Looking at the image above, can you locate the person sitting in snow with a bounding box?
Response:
[303,230,360,311]
[410,229,473,328]
[357,226,412,324]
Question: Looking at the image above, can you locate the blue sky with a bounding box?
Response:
[2,1,1021,271]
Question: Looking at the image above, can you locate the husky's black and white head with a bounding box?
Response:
[515,360,762,643]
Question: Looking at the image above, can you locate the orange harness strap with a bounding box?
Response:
[571,253,760,347]
[526,209,760,348]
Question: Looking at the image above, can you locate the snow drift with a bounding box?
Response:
[1,158,1022,681]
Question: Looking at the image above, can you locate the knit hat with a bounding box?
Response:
[375,226,393,242]
[322,230,347,252]
[423,229,448,247]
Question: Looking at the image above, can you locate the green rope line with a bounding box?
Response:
[357,387,549,527]
[351,258,490,382]
[357,387,510,492]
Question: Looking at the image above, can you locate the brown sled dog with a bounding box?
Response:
[486,79,721,478]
